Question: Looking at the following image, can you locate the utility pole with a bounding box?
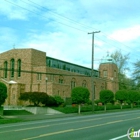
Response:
[88,31,100,112]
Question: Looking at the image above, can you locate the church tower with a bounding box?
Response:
[99,54,119,93]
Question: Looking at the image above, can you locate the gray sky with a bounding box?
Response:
[0,0,140,77]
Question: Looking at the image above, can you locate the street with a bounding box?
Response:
[0,110,140,140]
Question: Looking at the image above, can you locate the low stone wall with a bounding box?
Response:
[24,107,64,115]
[3,106,63,115]
[46,107,64,115]
[4,106,24,110]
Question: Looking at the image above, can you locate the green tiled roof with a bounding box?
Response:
[100,55,116,64]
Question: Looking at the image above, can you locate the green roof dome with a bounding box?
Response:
[100,55,116,64]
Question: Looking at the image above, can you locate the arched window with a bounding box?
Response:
[17,59,21,77]
[59,75,64,84]
[101,83,104,90]
[82,80,87,87]
[37,73,42,80]
[103,70,107,77]
[4,61,8,78]
[10,59,15,78]
[114,70,117,78]
[71,78,76,89]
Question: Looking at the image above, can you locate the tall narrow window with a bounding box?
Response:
[82,80,87,87]
[114,70,117,77]
[17,59,21,77]
[59,75,64,84]
[58,90,60,96]
[63,91,65,97]
[63,65,66,70]
[37,73,42,80]
[103,70,107,77]
[4,61,8,78]
[10,59,14,78]
[101,83,104,90]
[71,78,76,89]
[48,60,51,67]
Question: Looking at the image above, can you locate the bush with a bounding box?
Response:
[52,104,136,114]
[95,106,104,111]
[94,99,102,105]
[126,100,131,105]
[19,92,49,106]
[54,95,64,106]
[44,96,64,107]
[86,100,92,105]
[44,96,57,107]
[81,106,92,112]
[19,92,30,101]
[0,82,7,106]
[52,106,78,114]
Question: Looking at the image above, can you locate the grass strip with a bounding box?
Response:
[0,118,24,124]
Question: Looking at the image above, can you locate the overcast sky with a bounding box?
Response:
[0,0,140,76]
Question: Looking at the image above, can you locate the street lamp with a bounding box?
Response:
[88,31,100,112]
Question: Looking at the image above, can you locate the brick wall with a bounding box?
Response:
[0,48,118,105]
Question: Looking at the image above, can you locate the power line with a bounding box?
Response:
[27,0,137,53]
[5,0,88,33]
[0,67,90,77]
[0,67,121,84]
[0,50,136,77]
[26,0,94,31]
[4,0,140,60]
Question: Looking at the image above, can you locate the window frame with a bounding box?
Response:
[17,59,21,77]
[10,59,15,78]
[4,61,8,78]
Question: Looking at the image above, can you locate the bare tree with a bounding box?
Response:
[111,50,129,74]
[111,50,130,90]
[133,60,140,89]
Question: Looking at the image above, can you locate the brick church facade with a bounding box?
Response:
[0,48,119,106]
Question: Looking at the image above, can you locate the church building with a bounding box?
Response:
[0,48,119,106]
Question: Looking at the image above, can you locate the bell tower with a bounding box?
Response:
[99,54,119,93]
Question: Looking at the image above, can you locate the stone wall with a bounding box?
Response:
[24,107,63,114]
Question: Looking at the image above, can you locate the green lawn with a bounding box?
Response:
[3,110,32,116]
[0,106,139,125]
[0,110,33,124]
[0,118,24,124]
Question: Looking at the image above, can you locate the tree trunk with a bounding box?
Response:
[104,104,106,112]
[121,104,122,109]
[131,103,133,109]
[78,104,81,114]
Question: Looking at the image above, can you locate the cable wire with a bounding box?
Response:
[4,0,140,62]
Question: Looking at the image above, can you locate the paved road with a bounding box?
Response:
[0,110,140,140]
